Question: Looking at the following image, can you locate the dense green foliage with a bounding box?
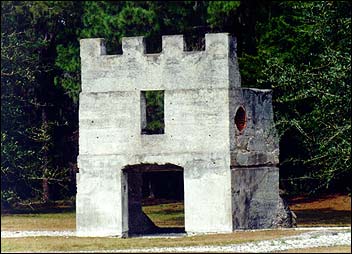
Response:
[256,2,351,193]
[1,1,351,208]
[1,1,81,207]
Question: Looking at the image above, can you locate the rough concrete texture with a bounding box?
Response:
[273,196,297,228]
[229,88,279,167]
[77,33,280,237]
[231,167,279,229]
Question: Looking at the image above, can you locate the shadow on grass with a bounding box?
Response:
[155,226,185,233]
[294,209,351,226]
[129,226,186,237]
[142,198,183,206]
[287,193,351,206]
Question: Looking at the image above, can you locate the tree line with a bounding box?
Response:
[1,1,351,208]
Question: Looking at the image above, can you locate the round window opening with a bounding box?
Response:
[235,106,247,132]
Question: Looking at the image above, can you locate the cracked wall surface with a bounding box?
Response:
[77,33,279,237]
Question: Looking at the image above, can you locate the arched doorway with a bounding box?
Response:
[122,163,185,235]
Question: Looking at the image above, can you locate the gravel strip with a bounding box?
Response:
[78,230,351,253]
[1,230,75,238]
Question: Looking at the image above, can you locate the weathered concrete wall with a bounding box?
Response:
[231,167,279,229]
[79,89,230,156]
[80,34,240,93]
[229,88,279,167]
[78,33,239,237]
[77,33,279,237]
[77,153,234,236]
[229,88,280,229]
[76,168,127,237]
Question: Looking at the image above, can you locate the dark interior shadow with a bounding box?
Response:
[154,226,186,234]
[129,226,186,237]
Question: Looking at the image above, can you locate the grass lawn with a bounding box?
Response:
[1,194,351,252]
[1,212,76,231]
[142,202,184,227]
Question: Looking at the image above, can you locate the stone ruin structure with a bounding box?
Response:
[77,33,282,237]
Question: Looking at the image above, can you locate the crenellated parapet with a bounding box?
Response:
[80,34,235,58]
[80,33,241,93]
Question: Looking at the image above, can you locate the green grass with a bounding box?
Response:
[1,212,75,231]
[142,202,184,227]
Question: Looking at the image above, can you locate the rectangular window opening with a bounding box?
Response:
[141,90,164,135]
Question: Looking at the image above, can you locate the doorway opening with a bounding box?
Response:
[122,163,185,235]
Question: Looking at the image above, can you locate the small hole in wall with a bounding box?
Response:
[235,106,247,132]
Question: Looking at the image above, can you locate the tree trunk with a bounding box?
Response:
[41,108,50,203]
[42,177,50,203]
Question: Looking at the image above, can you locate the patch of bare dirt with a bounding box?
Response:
[288,194,351,211]
[288,194,351,227]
